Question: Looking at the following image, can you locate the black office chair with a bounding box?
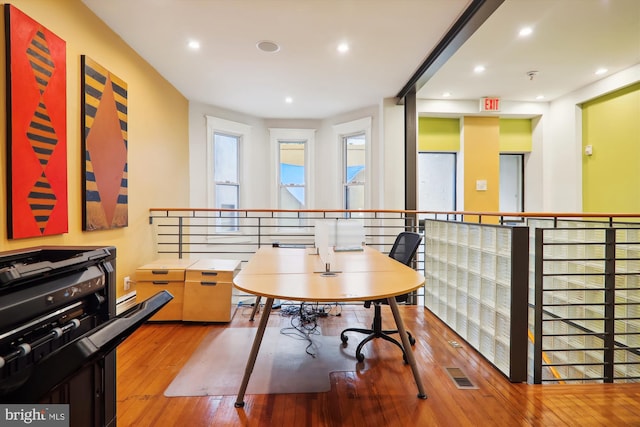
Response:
[340,231,423,363]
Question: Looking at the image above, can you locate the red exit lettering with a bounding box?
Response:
[480,97,500,112]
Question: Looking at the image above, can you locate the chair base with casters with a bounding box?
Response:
[340,301,416,363]
[339,231,422,363]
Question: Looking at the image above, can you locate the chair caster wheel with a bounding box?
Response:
[341,335,348,344]
[409,335,416,346]
[356,353,365,363]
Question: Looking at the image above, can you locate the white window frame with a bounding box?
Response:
[206,116,251,233]
[333,117,372,211]
[269,128,315,209]
[342,132,366,210]
[269,128,315,232]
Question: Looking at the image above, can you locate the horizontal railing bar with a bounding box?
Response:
[542,303,606,307]
[542,333,606,337]
[542,288,606,292]
[149,208,640,220]
[543,362,606,367]
[542,274,606,277]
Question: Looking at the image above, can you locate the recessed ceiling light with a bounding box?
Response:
[257,40,280,53]
[285,97,293,104]
[474,65,486,73]
[188,40,200,50]
[536,95,545,100]
[337,42,349,53]
[442,92,451,98]
[595,68,608,75]
[519,27,533,37]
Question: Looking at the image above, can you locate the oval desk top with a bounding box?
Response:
[233,246,425,302]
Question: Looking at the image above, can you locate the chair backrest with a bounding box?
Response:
[367,231,422,306]
[388,231,422,266]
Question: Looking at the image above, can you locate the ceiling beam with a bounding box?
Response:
[395,0,504,102]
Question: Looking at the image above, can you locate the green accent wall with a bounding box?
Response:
[419,117,532,153]
[499,119,532,152]
[582,83,640,213]
[418,117,460,151]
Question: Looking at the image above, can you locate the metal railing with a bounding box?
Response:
[148,209,640,383]
[533,225,640,384]
[148,208,424,303]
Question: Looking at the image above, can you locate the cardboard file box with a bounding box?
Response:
[135,259,196,321]
[183,259,241,322]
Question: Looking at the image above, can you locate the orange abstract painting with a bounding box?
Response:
[81,56,128,230]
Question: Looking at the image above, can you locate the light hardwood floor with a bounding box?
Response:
[116,304,640,426]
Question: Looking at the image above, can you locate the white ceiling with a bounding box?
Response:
[81,0,640,120]
[419,0,640,103]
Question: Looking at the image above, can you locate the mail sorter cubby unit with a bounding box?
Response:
[183,259,241,322]
[423,219,529,382]
[135,259,197,321]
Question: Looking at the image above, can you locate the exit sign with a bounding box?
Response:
[480,97,501,112]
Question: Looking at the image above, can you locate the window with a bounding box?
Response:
[206,116,251,232]
[333,117,371,210]
[213,132,239,231]
[279,140,306,209]
[344,133,366,209]
[270,128,315,210]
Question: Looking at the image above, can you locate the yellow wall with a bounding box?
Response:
[0,0,190,298]
[463,116,500,222]
[582,83,640,213]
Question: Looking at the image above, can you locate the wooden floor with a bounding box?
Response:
[116,304,640,426]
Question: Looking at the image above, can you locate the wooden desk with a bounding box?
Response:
[233,246,427,407]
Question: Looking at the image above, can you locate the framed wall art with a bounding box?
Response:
[81,56,128,231]
[5,4,67,238]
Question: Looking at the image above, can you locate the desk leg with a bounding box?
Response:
[249,296,261,321]
[235,296,273,408]
[387,297,427,399]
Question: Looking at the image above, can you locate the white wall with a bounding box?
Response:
[525,115,545,212]
[189,102,382,210]
[413,98,549,212]
[406,63,640,213]
[381,98,406,209]
[188,102,269,209]
[543,63,640,212]
[189,63,640,214]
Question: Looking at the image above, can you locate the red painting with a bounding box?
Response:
[5,5,67,238]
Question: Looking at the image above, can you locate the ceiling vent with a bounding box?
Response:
[256,40,280,53]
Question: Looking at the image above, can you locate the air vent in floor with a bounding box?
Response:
[445,367,477,389]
